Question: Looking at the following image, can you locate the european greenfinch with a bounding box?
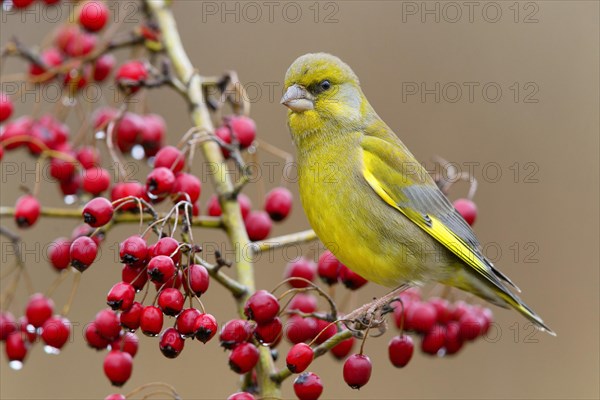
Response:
[281,53,554,335]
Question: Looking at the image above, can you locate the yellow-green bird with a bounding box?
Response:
[281,53,554,335]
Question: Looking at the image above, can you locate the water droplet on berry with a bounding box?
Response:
[9,361,23,370]
[43,345,61,355]
[131,144,144,160]
[95,130,106,140]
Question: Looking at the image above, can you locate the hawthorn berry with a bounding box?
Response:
[150,237,181,264]
[0,92,14,122]
[314,319,337,345]
[119,235,148,267]
[105,395,126,400]
[146,167,176,197]
[122,264,148,291]
[85,322,110,350]
[176,308,201,337]
[444,321,464,355]
[227,393,255,400]
[244,211,272,241]
[147,255,176,284]
[48,238,72,271]
[0,312,17,341]
[421,324,446,355]
[14,195,41,228]
[286,343,314,373]
[94,309,121,341]
[154,145,185,173]
[111,332,139,358]
[338,264,368,290]
[172,172,202,203]
[5,332,28,365]
[41,316,71,350]
[157,288,184,316]
[140,306,163,336]
[70,236,98,271]
[264,187,293,221]
[29,48,62,81]
[229,342,259,374]
[406,302,437,333]
[93,54,115,82]
[285,316,318,344]
[229,116,256,148]
[159,327,185,358]
[331,334,355,359]
[193,313,218,343]
[253,317,282,345]
[79,1,109,32]
[287,293,318,314]
[459,311,483,341]
[244,290,280,323]
[317,250,340,285]
[106,282,135,312]
[49,157,76,182]
[388,335,414,368]
[284,258,317,288]
[343,354,372,389]
[220,319,253,349]
[11,0,35,9]
[120,302,143,332]
[25,294,54,328]
[19,316,37,343]
[454,198,477,226]
[293,372,323,400]
[115,112,143,151]
[64,31,97,57]
[83,197,114,227]
[183,264,209,296]
[103,350,133,387]
[82,167,111,195]
[115,60,148,93]
[140,114,166,156]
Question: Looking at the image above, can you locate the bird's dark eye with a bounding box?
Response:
[319,80,331,91]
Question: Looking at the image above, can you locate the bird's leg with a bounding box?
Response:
[343,284,410,335]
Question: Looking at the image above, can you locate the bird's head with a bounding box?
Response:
[282,53,367,137]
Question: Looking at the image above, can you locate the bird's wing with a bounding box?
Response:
[360,128,519,291]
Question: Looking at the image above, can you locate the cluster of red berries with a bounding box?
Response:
[1,294,71,369]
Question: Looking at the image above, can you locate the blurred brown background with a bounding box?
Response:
[1,1,598,399]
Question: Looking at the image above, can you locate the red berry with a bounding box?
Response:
[55,25,79,53]
[59,175,81,196]
[421,324,446,355]
[193,313,218,343]
[444,321,464,355]
[343,354,372,389]
[176,308,201,337]
[150,237,181,264]
[11,0,35,9]
[83,197,114,227]
[214,125,232,158]
[92,106,118,129]
[227,393,255,400]
[115,112,143,151]
[429,297,452,325]
[331,334,355,359]
[103,350,133,387]
[0,92,13,122]
[244,290,280,323]
[182,264,209,296]
[140,306,163,336]
[406,302,437,333]
[107,282,135,311]
[244,211,272,241]
[314,319,337,345]
[172,172,201,203]
[119,235,148,267]
[157,288,184,316]
[105,395,126,400]
[5,332,28,364]
[29,48,62,81]
[95,309,121,341]
[285,316,318,344]
[41,316,70,350]
[288,294,318,314]
[229,342,259,374]
[264,187,292,221]
[459,311,483,341]
[0,312,17,341]
[85,322,110,350]
[155,269,183,291]
[64,31,96,57]
[146,167,176,197]
[79,1,109,32]
[93,54,115,81]
[284,258,316,288]
[70,236,98,271]
[25,294,54,328]
[115,61,147,93]
[388,335,413,368]
[19,317,37,343]
[220,319,253,349]
[206,195,222,216]
[122,265,148,291]
[338,264,368,290]
[147,255,176,284]
[254,317,282,345]
[159,327,185,358]
[111,331,139,358]
[140,114,166,156]
[317,250,340,285]
[453,198,477,226]
[49,157,76,182]
[48,238,72,271]
[14,195,41,228]
[286,343,314,373]
[230,116,256,148]
[82,167,111,195]
[293,372,323,400]
[120,302,143,332]
[450,300,470,321]
[154,145,185,173]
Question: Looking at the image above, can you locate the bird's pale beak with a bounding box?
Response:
[281,84,314,112]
